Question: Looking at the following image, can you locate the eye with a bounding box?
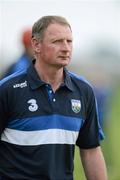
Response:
[67,39,72,43]
[52,39,73,44]
[53,39,62,43]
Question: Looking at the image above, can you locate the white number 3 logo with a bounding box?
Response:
[27,99,38,112]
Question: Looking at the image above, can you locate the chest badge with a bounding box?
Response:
[27,99,38,112]
[71,99,81,113]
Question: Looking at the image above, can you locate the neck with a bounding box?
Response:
[35,61,64,92]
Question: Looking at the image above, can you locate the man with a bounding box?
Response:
[0,16,107,179]
[1,28,33,79]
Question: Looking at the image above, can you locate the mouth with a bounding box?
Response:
[58,56,70,60]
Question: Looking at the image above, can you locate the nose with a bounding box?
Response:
[62,40,71,51]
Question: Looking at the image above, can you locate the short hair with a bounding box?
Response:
[32,15,71,40]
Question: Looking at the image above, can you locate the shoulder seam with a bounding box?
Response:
[68,71,93,88]
[0,69,27,86]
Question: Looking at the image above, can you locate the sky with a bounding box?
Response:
[0,0,120,71]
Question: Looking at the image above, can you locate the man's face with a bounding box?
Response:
[39,23,73,68]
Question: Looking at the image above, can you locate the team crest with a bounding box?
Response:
[71,99,81,113]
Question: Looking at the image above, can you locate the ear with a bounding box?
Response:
[31,38,41,53]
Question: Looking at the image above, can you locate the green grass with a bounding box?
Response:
[74,147,86,180]
[106,86,120,180]
[74,86,120,180]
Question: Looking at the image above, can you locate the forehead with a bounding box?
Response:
[44,23,72,39]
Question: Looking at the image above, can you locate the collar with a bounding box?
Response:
[27,60,74,91]
[63,68,74,91]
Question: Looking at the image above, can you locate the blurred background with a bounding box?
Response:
[0,0,120,179]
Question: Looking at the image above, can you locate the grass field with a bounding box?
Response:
[74,86,120,180]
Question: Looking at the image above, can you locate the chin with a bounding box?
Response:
[60,62,69,67]
[60,59,70,66]
[55,63,67,69]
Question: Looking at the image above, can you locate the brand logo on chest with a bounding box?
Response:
[27,99,38,112]
[13,81,27,88]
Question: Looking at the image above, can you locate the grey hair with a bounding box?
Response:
[32,15,71,40]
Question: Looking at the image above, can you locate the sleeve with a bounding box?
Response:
[0,85,9,138]
[76,86,104,149]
